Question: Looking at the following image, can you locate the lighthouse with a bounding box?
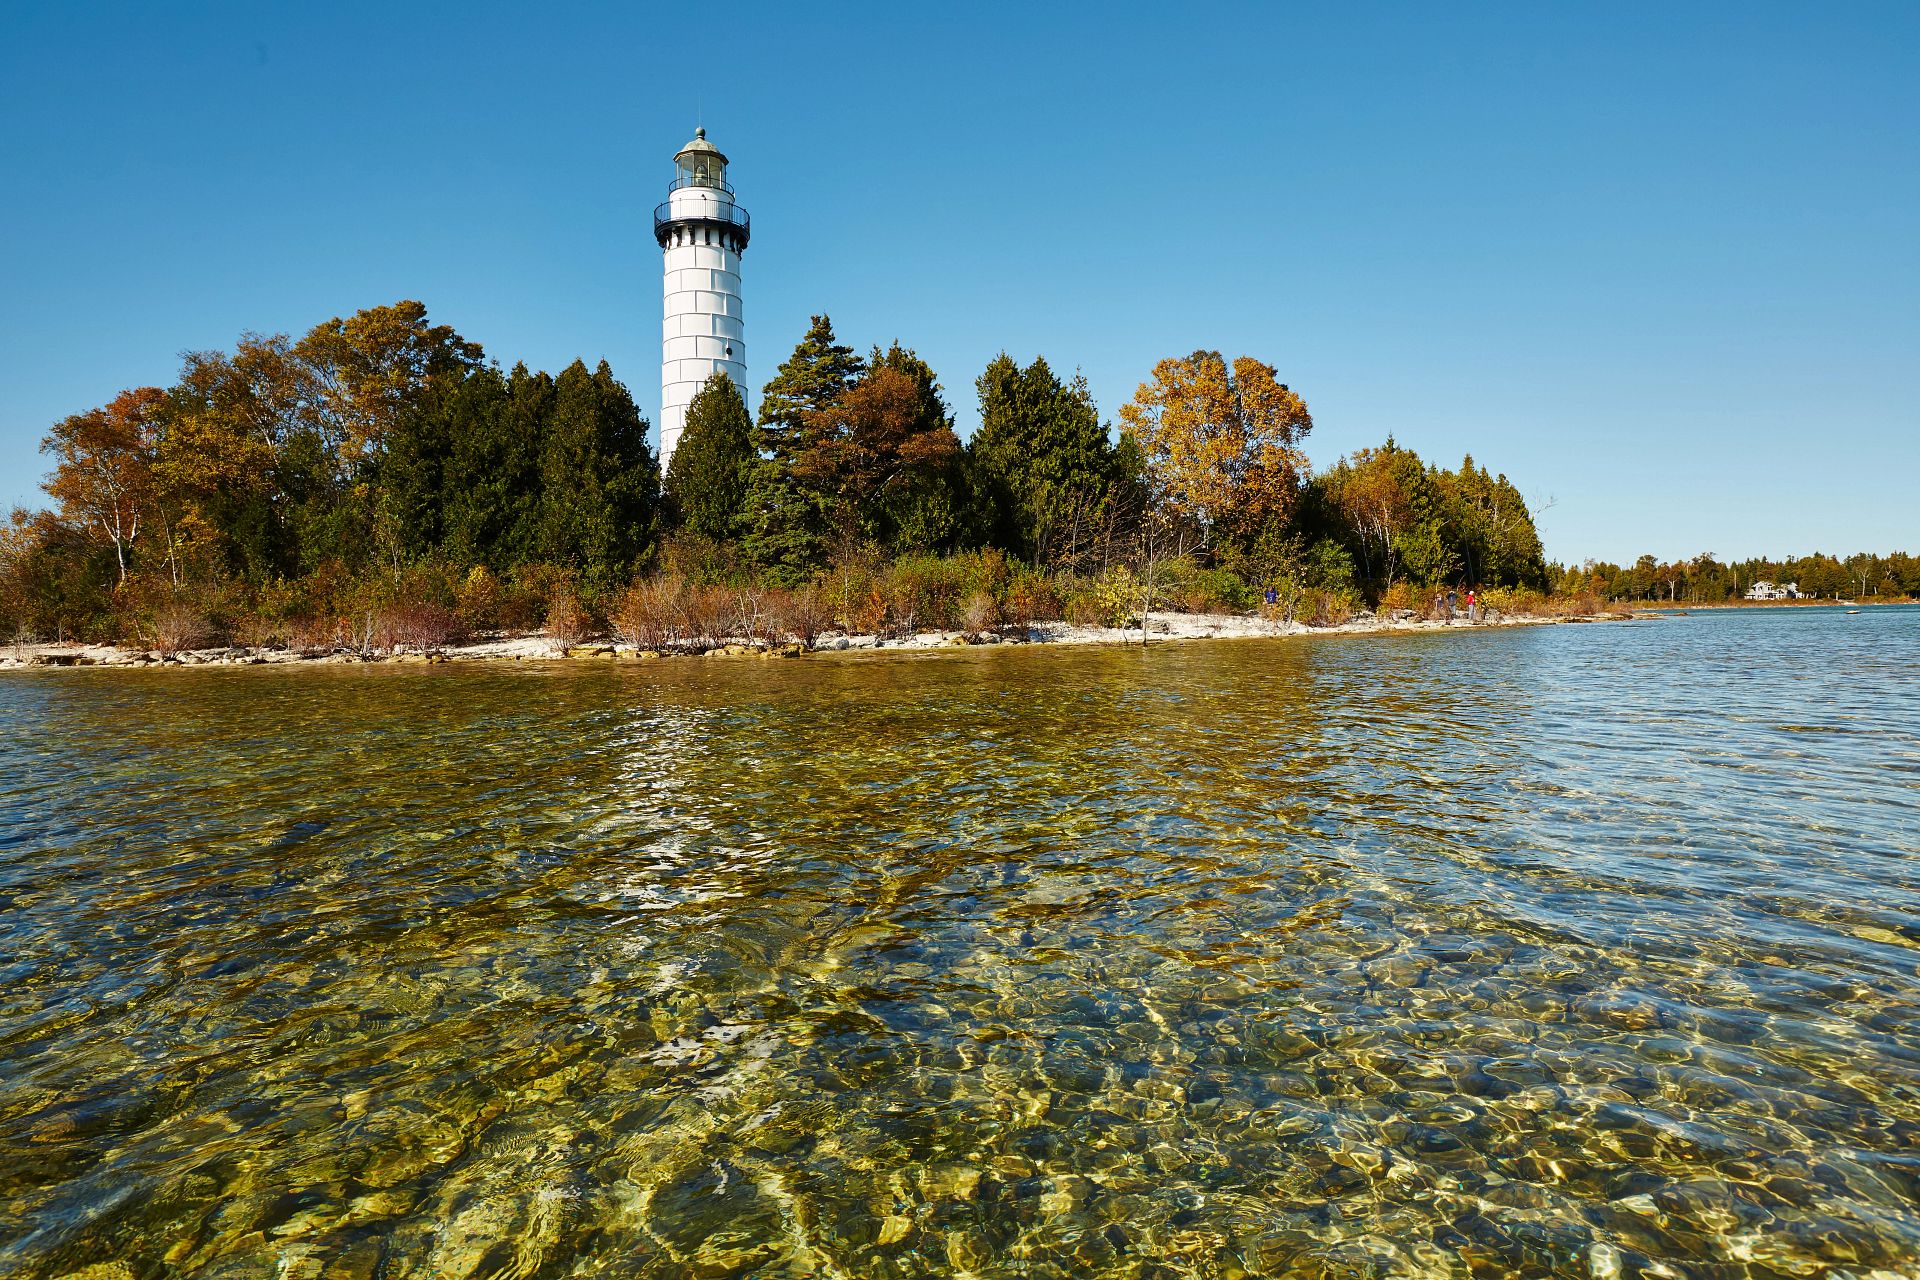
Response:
[654,128,750,468]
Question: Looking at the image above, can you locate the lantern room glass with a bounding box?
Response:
[677,152,727,190]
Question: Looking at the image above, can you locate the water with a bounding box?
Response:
[4,608,1919,1279]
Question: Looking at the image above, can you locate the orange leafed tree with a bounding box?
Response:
[41,387,168,584]
[1116,351,1312,538]
[795,365,960,544]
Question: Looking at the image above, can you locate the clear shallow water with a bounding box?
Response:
[3,608,1919,1279]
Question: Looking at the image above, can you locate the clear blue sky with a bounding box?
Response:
[2,2,1914,564]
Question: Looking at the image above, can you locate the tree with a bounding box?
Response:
[744,316,866,578]
[1323,444,1410,587]
[1439,455,1548,590]
[863,343,968,553]
[1116,351,1312,542]
[155,336,301,580]
[538,360,659,588]
[441,364,547,571]
[1312,440,1467,593]
[1113,351,1313,643]
[40,388,166,584]
[971,353,1116,567]
[794,364,961,552]
[378,362,542,572]
[665,373,755,542]
[755,315,864,463]
[293,300,485,470]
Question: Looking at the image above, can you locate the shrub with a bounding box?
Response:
[886,554,967,632]
[684,584,733,649]
[733,586,780,646]
[1062,567,1139,628]
[148,601,210,654]
[503,563,574,631]
[1377,581,1420,616]
[457,566,504,631]
[961,590,998,635]
[826,550,884,635]
[610,577,678,650]
[545,586,589,645]
[286,615,336,654]
[1304,589,1358,628]
[782,585,828,649]
[661,531,749,587]
[1001,566,1059,627]
[955,547,1013,600]
[376,600,466,650]
[1172,566,1254,613]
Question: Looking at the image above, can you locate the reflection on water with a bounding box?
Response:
[4,607,1919,1278]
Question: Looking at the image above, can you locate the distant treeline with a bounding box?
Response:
[1555,553,1919,603]
[9,300,1560,647]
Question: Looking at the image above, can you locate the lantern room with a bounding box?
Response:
[673,128,730,192]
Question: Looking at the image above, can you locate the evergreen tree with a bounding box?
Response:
[744,316,865,577]
[538,360,658,588]
[969,352,1116,566]
[374,375,456,561]
[865,343,969,552]
[664,372,754,542]
[440,364,542,571]
[756,315,864,463]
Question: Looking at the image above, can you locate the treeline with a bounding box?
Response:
[1556,552,1920,603]
[6,300,1556,648]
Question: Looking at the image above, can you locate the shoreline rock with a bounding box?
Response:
[0,610,1628,674]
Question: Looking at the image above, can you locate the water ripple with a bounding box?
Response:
[2,606,1919,1277]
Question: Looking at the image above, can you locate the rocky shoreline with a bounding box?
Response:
[1,609,1630,672]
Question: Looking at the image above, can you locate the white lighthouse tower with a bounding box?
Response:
[655,128,749,468]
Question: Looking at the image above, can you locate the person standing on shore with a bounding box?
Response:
[1466,588,1479,623]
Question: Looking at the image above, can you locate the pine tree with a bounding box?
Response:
[756,315,864,463]
[664,372,754,542]
[437,364,541,571]
[744,316,865,577]
[969,353,1116,566]
[794,346,964,554]
[538,360,658,587]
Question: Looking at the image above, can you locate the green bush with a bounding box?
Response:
[885,554,967,631]
[1062,566,1140,628]
[1173,565,1254,613]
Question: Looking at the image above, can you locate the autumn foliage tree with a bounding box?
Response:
[40,388,167,584]
[294,300,485,469]
[1117,351,1313,542]
[794,363,962,554]
[1113,352,1314,638]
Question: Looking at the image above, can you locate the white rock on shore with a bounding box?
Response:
[0,610,1613,673]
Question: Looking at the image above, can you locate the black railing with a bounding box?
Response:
[653,199,751,249]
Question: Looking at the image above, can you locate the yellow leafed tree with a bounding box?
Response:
[1117,351,1312,538]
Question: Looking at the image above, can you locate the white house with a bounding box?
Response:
[1746,580,1800,601]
